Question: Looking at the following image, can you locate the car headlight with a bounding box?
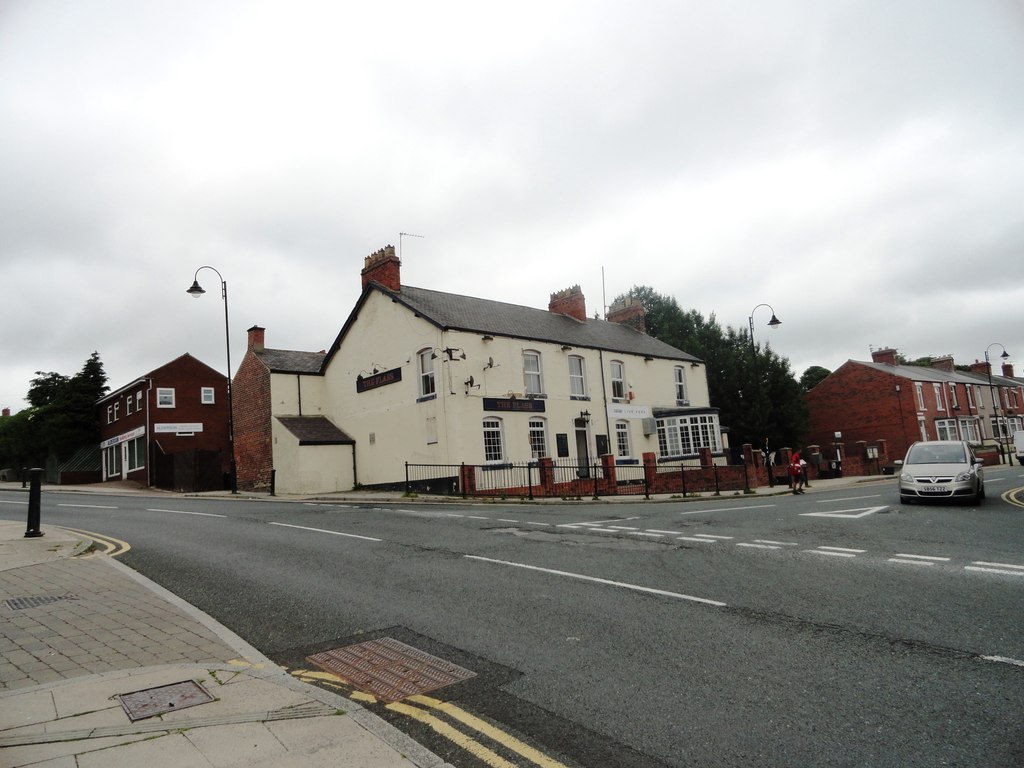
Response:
[899,472,914,483]
[955,469,974,482]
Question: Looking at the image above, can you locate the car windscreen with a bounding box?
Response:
[906,444,967,464]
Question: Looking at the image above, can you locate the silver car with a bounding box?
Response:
[898,440,985,504]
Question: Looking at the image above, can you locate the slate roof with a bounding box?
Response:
[276,416,354,445]
[856,361,1019,387]
[256,348,326,374]
[385,285,702,362]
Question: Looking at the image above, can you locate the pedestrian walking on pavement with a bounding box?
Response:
[789,452,805,494]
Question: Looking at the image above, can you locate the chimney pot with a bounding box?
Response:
[247,325,266,352]
[361,245,401,291]
[548,285,587,322]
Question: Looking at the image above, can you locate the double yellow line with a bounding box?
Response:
[62,527,131,557]
[1002,487,1024,509]
[290,668,569,768]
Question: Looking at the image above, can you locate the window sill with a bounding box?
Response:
[416,394,437,403]
[570,395,591,401]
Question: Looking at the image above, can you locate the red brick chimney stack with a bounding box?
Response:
[969,360,990,376]
[549,286,587,321]
[930,355,955,373]
[361,245,401,291]
[1003,362,1015,378]
[871,348,898,366]
[1,407,9,418]
[606,297,646,334]
[247,325,265,352]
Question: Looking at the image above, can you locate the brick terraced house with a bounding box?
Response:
[805,348,1023,464]
[231,246,724,495]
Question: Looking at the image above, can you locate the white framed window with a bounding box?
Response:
[948,383,958,409]
[959,418,980,443]
[112,401,120,421]
[674,367,687,403]
[615,421,631,458]
[966,386,975,409]
[1011,388,1020,409]
[157,388,175,408]
[523,350,543,395]
[610,360,626,400]
[933,383,944,411]
[991,416,1011,439]
[915,384,925,410]
[483,418,505,462]
[918,417,928,441]
[418,349,436,398]
[201,387,215,404]
[106,405,113,424]
[528,418,548,459]
[104,444,122,479]
[655,413,721,458]
[125,396,133,415]
[935,419,957,441]
[976,385,986,409]
[126,436,146,471]
[568,355,587,398]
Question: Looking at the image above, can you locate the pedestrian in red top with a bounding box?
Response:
[789,452,804,494]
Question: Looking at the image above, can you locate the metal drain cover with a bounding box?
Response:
[115,680,215,721]
[5,594,80,611]
[307,637,476,703]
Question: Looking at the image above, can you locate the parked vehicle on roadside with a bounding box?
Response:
[898,440,985,505]
[1014,429,1024,466]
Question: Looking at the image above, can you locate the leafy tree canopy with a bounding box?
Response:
[613,287,808,451]
[799,366,831,392]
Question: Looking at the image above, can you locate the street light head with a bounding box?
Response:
[767,314,782,329]
[186,280,206,298]
[1000,349,1010,359]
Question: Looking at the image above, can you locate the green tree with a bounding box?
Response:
[799,365,831,392]
[614,287,808,451]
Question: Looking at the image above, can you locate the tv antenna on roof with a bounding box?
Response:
[399,232,424,260]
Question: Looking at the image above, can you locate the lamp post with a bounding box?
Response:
[984,343,1010,465]
[748,304,781,485]
[187,266,237,493]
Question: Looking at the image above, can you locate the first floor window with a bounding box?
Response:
[568,356,586,398]
[674,367,686,403]
[523,351,543,395]
[610,360,626,400]
[918,417,928,441]
[201,387,215,404]
[948,384,958,409]
[126,396,133,415]
[483,418,505,462]
[528,419,547,459]
[157,388,175,408]
[418,349,436,398]
[615,421,631,458]
[935,419,957,441]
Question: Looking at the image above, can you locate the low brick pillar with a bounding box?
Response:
[643,452,657,489]
[600,454,617,493]
[538,457,555,495]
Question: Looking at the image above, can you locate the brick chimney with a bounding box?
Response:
[549,286,586,322]
[1003,362,1015,378]
[361,245,401,291]
[969,359,990,376]
[1,407,9,418]
[247,325,265,352]
[930,355,955,373]
[871,348,898,366]
[606,297,646,334]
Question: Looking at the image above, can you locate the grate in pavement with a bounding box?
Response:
[307,637,476,703]
[115,680,215,721]
[4,594,80,611]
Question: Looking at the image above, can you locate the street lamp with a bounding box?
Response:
[187,266,237,493]
[748,303,781,485]
[984,343,1010,465]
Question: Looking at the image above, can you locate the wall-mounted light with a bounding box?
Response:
[482,335,494,341]
[580,410,591,424]
[561,345,573,351]
[643,355,654,361]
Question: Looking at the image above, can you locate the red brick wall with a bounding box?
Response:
[232,350,273,490]
[805,362,919,460]
[146,356,230,469]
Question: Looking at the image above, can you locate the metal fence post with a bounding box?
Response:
[527,463,534,500]
[680,464,687,497]
[461,463,467,499]
[713,463,721,495]
[643,467,650,500]
[592,465,600,500]
[405,462,410,495]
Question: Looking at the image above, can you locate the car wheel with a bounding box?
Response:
[978,483,985,502]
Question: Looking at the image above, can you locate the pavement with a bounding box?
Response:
[0,473,889,768]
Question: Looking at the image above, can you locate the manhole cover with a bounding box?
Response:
[307,637,476,703]
[115,680,215,721]
[5,594,80,611]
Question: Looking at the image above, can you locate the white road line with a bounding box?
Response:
[268,522,382,542]
[444,513,465,518]
[971,561,1024,571]
[806,550,857,558]
[679,504,775,515]
[146,508,227,518]
[466,515,490,520]
[628,531,664,538]
[497,518,520,523]
[606,525,639,530]
[692,534,734,540]
[981,655,1024,667]
[893,554,950,562]
[754,539,799,546]
[519,520,552,526]
[965,566,1024,577]
[677,536,718,543]
[889,558,935,566]
[57,504,118,510]
[465,555,727,607]
[737,543,781,550]
[574,517,640,526]
[585,528,623,533]
[647,529,688,535]
[818,495,883,503]
[817,546,866,553]
[0,500,27,505]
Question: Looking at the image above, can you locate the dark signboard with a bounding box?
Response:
[356,367,402,393]
[483,397,546,413]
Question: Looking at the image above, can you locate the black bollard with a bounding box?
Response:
[25,468,44,538]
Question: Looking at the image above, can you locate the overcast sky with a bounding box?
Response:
[3,1,1023,413]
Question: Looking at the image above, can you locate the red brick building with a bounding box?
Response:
[96,354,230,489]
[806,348,1023,465]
